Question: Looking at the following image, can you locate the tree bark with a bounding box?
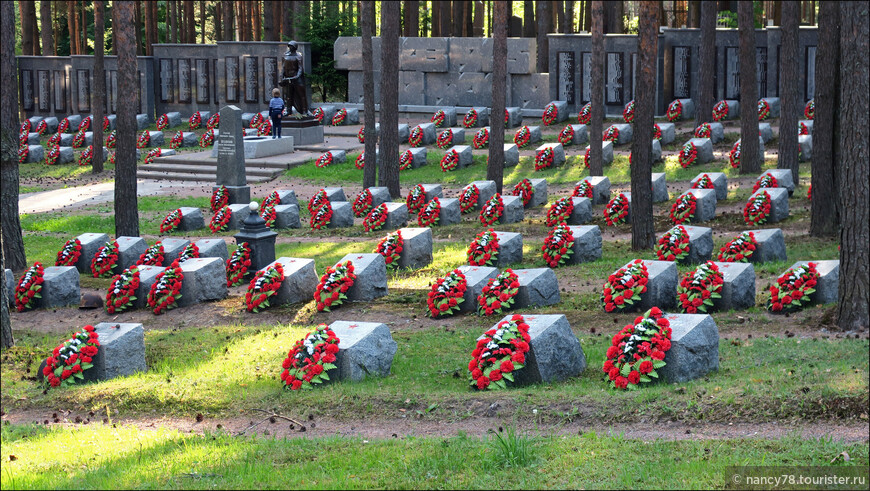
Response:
[185,0,196,43]
[114,0,140,238]
[223,1,234,41]
[439,1,451,38]
[431,0,440,36]
[134,0,141,55]
[379,1,401,198]
[589,0,604,176]
[93,0,105,173]
[264,0,274,40]
[473,1,484,36]
[809,0,838,237]
[452,0,463,36]
[523,0,535,37]
[405,0,419,36]
[68,0,78,54]
[583,0,591,31]
[201,0,206,43]
[283,0,294,40]
[687,0,701,27]
[21,1,35,55]
[737,1,760,174]
[144,0,154,54]
[361,1,377,188]
[29,1,41,55]
[215,0,222,41]
[536,0,549,72]
[151,1,159,44]
[837,1,869,331]
[773,0,782,25]
[488,0,508,193]
[1,1,26,273]
[777,2,800,182]
[604,0,623,33]
[565,0,575,33]
[169,1,177,43]
[292,1,305,39]
[696,0,716,128]
[40,0,55,56]
[630,0,657,251]
[253,0,261,41]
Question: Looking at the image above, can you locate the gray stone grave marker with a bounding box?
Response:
[585,141,614,166]
[690,172,728,200]
[695,122,723,144]
[178,257,228,307]
[421,184,443,203]
[215,105,251,205]
[116,236,147,270]
[662,225,713,264]
[610,260,677,312]
[91,323,148,380]
[685,189,717,222]
[686,138,714,164]
[534,143,566,167]
[177,207,204,231]
[565,225,602,264]
[324,187,348,202]
[133,265,164,309]
[471,180,497,211]
[567,197,593,225]
[74,233,110,274]
[450,145,474,168]
[746,229,787,263]
[194,239,229,262]
[758,122,773,144]
[657,122,676,144]
[798,135,812,162]
[608,123,633,145]
[749,188,789,223]
[513,269,561,308]
[564,124,588,146]
[787,260,839,305]
[226,204,252,230]
[578,176,611,205]
[652,173,669,203]
[338,253,388,302]
[328,321,398,381]
[35,266,80,309]
[274,190,300,207]
[24,145,44,163]
[160,238,191,264]
[273,204,301,229]
[504,314,586,385]
[457,265,498,313]
[760,169,795,195]
[328,202,354,228]
[499,196,524,224]
[396,227,433,269]
[657,313,719,383]
[493,232,523,267]
[264,258,318,306]
[506,107,522,128]
[503,144,520,167]
[711,262,756,311]
[382,203,408,229]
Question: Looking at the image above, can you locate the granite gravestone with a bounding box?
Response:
[215,105,251,204]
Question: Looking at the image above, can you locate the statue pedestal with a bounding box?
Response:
[281,117,324,145]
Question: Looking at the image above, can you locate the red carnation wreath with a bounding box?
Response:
[280,324,340,390]
[355,152,366,169]
[245,262,284,313]
[603,307,671,390]
[308,189,329,214]
[669,193,697,225]
[729,140,742,168]
[34,119,48,135]
[603,125,619,142]
[189,112,202,130]
[178,243,200,263]
[479,193,504,226]
[623,100,636,123]
[106,130,117,148]
[799,121,810,136]
[57,117,71,133]
[15,262,44,312]
[804,99,814,120]
[692,174,716,190]
[718,231,758,262]
[144,148,163,164]
[467,229,499,266]
[460,184,479,214]
[743,191,772,226]
[147,260,184,314]
[573,180,593,199]
[440,149,460,172]
[712,100,729,121]
[436,129,454,149]
[655,225,691,262]
[463,109,479,128]
[535,147,555,171]
[468,314,530,390]
[601,259,648,312]
[257,118,272,137]
[363,203,389,232]
[263,191,281,209]
[417,197,441,227]
[678,261,723,314]
[678,141,698,168]
[353,188,374,218]
[106,266,140,314]
[667,99,682,121]
[78,146,95,166]
[314,260,356,312]
[399,149,414,170]
[513,126,531,148]
[408,125,424,147]
[604,193,630,226]
[357,127,366,143]
[374,230,403,269]
[209,205,232,233]
[477,269,520,317]
[259,203,277,228]
[137,241,165,267]
[91,240,120,278]
[578,102,592,124]
[752,173,779,193]
[512,179,534,206]
[55,238,83,267]
[406,184,426,215]
[542,223,575,268]
[542,102,559,126]
[169,130,184,149]
[226,243,252,286]
[694,123,712,139]
[199,129,215,147]
[156,113,170,130]
[427,268,466,318]
[249,112,264,128]
[583,147,591,168]
[20,120,31,135]
[211,185,229,212]
[331,108,348,126]
[44,145,60,166]
[768,262,819,313]
[546,197,574,227]
[431,109,447,127]
[48,132,62,147]
[206,113,220,130]
[757,99,771,121]
[312,107,325,123]
[653,123,663,141]
[558,125,575,145]
[41,325,100,388]
[310,201,334,230]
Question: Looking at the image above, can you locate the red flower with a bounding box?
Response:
[639,360,653,374]
[627,370,640,385]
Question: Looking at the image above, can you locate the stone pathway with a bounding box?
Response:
[18,179,193,214]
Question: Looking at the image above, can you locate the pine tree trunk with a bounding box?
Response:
[114,0,140,238]
[379,1,401,198]
[631,0,658,251]
[20,1,34,55]
[144,0,154,54]
[836,1,869,331]
[264,0,274,40]
[292,1,305,39]
[1,0,26,273]
[696,1,716,128]
[687,0,701,27]
[589,0,604,176]
[404,0,419,36]
[777,1,800,183]
[283,0,293,40]
[40,0,55,56]
[488,0,508,193]
[565,0,575,33]
[523,0,535,37]
[223,1,234,41]
[439,0,451,38]
[473,1,484,36]
[452,0,463,36]
[361,0,377,188]
[185,0,196,43]
[604,0,623,33]
[431,0,440,36]
[93,0,105,173]
[134,1,142,55]
[201,0,206,43]
[737,1,760,174]
[69,0,78,54]
[809,0,838,237]
[536,0,549,72]
[253,0,261,41]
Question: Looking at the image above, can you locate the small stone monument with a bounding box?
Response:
[657,313,719,383]
[504,314,586,385]
[328,321,398,382]
[215,105,251,205]
[234,202,277,272]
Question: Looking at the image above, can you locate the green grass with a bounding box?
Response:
[2,423,867,490]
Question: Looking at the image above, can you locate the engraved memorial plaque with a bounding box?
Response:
[159,58,173,103]
[263,57,278,103]
[775,45,781,97]
[53,70,66,112]
[605,52,624,105]
[725,47,740,99]
[196,58,210,103]
[805,46,816,101]
[556,51,575,105]
[756,47,767,98]
[631,53,637,101]
[213,59,219,105]
[178,59,191,103]
[20,70,34,111]
[38,70,51,112]
[581,52,592,103]
[77,69,90,112]
[673,46,691,99]
[225,56,239,103]
[244,56,259,103]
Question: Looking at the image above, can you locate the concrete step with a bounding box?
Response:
[152,156,301,170]
[142,162,280,178]
[136,170,274,183]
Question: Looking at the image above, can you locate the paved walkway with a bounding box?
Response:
[19,179,192,214]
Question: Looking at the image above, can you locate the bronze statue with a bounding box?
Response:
[280,40,309,115]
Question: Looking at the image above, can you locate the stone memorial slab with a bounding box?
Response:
[760,97,780,118]
[35,266,79,309]
[396,227,433,269]
[504,314,586,385]
[691,172,728,201]
[27,116,44,126]
[613,260,678,311]
[657,314,719,383]
[421,184,442,203]
[407,147,427,168]
[685,189,717,222]
[178,132,199,147]
[441,128,466,146]
[328,202,354,229]
[56,147,75,164]
[525,179,548,208]
[324,187,348,202]
[273,189,300,208]
[73,233,110,274]
[413,123,437,145]
[565,225,602,264]
[687,138,714,164]
[340,108,360,125]
[328,321,398,381]
[672,99,695,120]
[382,203,408,229]
[42,117,59,134]
[710,262,756,311]
[610,123,633,145]
[194,239,229,262]
[696,122,724,144]
[116,236,148,270]
[503,144,520,167]
[465,107,490,127]
[243,128,259,137]
[435,107,457,127]
[585,141,614,166]
[759,169,795,195]
[652,173,669,203]
[55,133,74,147]
[25,133,40,145]
[506,107,523,128]
[215,105,250,205]
[527,125,543,145]
[365,187,392,208]
[758,123,773,144]
[90,323,147,380]
[24,145,44,163]
[513,269,560,308]
[133,265,164,309]
[787,260,839,305]
[457,265,498,313]
[799,120,813,135]
[338,253,388,301]
[4,269,13,307]
[747,229,787,263]
[64,115,83,129]
[273,204,301,229]
[450,145,474,168]
[564,124,588,146]
[651,139,663,162]
[160,238,191,265]
[567,198,593,225]
[535,143,566,167]
[265,257,318,306]
[164,112,182,128]
[144,131,164,147]
[136,114,149,130]
[721,100,740,119]
[178,257,228,307]
[798,135,812,162]
[544,101,569,124]
[434,198,461,226]
[667,225,713,264]
[492,232,523,267]
[750,188,789,223]
[174,207,203,231]
[227,204,252,230]
[657,122,676,145]
[499,196,524,224]
[241,113,256,127]
[578,176,610,205]
[316,105,337,125]
[471,180,497,211]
